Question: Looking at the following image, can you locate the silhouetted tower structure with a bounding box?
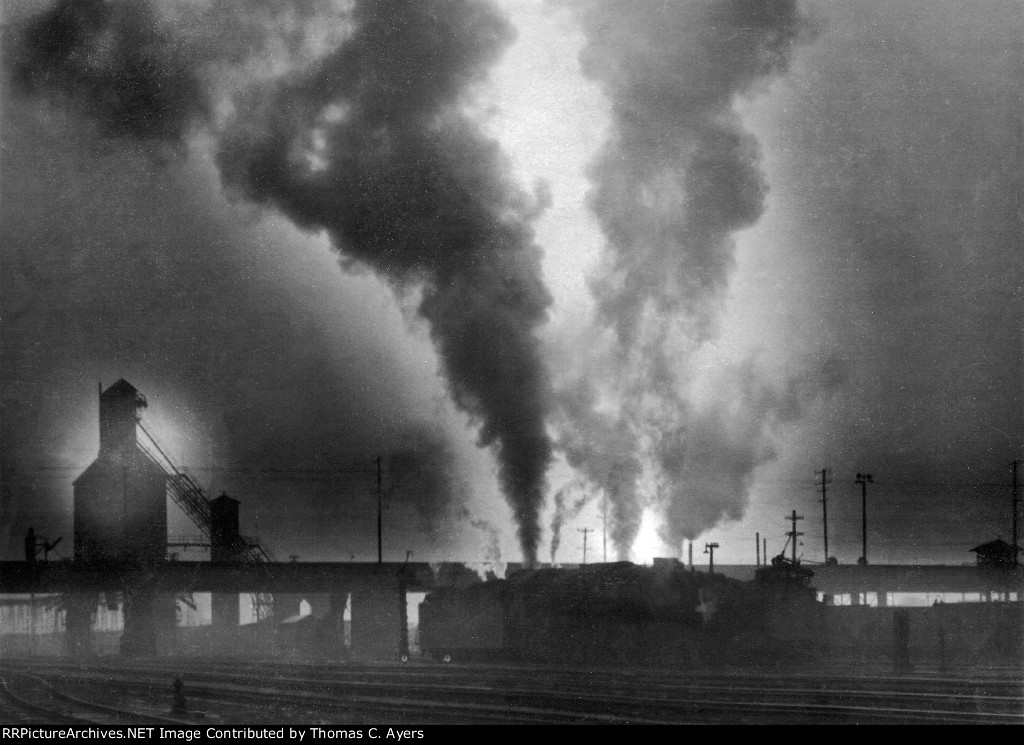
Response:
[71,380,172,656]
[210,492,242,628]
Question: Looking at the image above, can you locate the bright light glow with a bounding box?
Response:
[630,509,671,565]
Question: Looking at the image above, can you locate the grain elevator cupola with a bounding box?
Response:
[99,379,148,458]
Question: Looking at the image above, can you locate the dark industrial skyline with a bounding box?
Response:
[1,0,1021,566]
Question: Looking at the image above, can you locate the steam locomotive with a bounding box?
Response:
[419,560,822,667]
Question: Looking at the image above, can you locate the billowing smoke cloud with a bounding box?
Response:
[577,0,808,346]
[555,0,814,555]
[8,0,209,144]
[5,0,347,145]
[216,0,553,563]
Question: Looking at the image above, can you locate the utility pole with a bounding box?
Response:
[816,468,831,562]
[756,532,760,566]
[688,541,693,572]
[1013,460,1019,565]
[787,510,804,565]
[578,527,593,564]
[376,456,383,564]
[704,542,719,574]
[763,537,767,565]
[855,472,873,565]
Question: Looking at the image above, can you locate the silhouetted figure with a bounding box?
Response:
[24,528,36,563]
[172,678,187,715]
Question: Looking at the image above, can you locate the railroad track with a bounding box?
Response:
[3,660,1021,724]
[0,668,195,727]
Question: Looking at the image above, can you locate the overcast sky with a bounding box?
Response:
[1,0,1021,566]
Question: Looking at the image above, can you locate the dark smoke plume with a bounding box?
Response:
[217,0,553,563]
[557,0,812,553]
[8,0,209,144]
